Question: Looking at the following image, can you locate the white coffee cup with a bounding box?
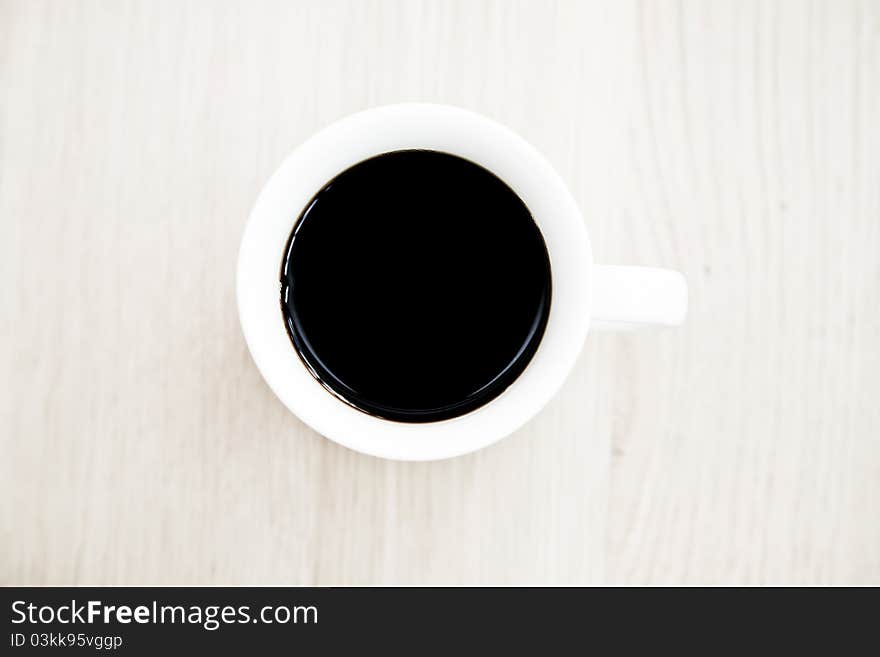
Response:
[238,104,687,461]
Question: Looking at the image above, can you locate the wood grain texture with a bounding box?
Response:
[1,0,878,585]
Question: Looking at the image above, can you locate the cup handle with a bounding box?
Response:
[591,265,688,331]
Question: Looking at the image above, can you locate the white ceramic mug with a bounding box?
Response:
[238,104,687,461]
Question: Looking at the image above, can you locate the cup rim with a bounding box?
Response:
[237,103,592,460]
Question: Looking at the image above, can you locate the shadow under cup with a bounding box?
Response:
[280,149,551,423]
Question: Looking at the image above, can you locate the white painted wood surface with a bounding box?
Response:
[1,0,878,585]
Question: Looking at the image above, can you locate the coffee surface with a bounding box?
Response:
[281,150,551,422]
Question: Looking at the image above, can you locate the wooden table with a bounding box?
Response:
[2,0,878,585]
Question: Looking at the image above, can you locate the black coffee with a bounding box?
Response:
[280,150,551,422]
